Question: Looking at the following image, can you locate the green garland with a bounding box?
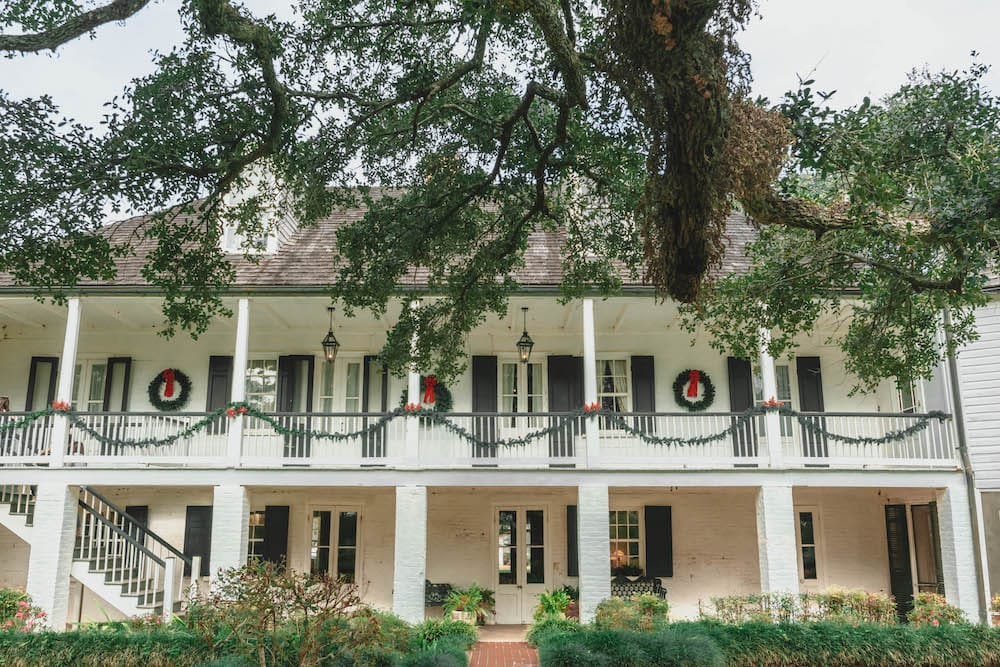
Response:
[0,403,950,452]
[672,369,716,412]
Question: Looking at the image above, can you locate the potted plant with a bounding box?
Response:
[533,589,572,621]
[443,583,494,625]
[992,594,1000,627]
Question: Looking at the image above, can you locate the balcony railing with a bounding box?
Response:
[0,409,957,471]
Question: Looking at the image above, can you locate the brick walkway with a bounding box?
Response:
[468,641,539,667]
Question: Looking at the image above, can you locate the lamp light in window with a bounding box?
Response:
[321,306,340,363]
[516,306,534,364]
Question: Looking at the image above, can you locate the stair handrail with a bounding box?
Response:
[80,485,192,567]
[76,500,165,567]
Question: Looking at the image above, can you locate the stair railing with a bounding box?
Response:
[77,486,193,619]
[0,484,35,517]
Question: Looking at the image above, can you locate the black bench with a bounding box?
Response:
[610,575,667,600]
[425,580,453,607]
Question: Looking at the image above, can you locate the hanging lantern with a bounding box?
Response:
[321,306,340,363]
[516,306,534,364]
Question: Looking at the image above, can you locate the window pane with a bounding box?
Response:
[338,512,358,547]
[799,512,814,545]
[775,366,791,401]
[312,547,330,575]
[88,363,107,408]
[802,546,817,579]
[527,546,545,584]
[498,547,516,585]
[336,548,356,582]
[345,363,360,401]
[526,510,544,546]
[321,362,335,401]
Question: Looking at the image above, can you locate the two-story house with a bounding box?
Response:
[0,204,984,628]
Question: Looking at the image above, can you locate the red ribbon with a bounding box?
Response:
[162,369,175,398]
[687,370,700,398]
[422,376,437,405]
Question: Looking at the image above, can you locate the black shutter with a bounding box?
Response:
[567,505,579,577]
[885,504,914,621]
[102,357,133,411]
[928,501,946,595]
[277,355,315,458]
[25,356,59,411]
[183,506,213,577]
[362,356,387,458]
[796,356,828,457]
[206,356,233,435]
[630,356,656,433]
[472,356,498,457]
[547,356,584,458]
[644,505,673,578]
[727,357,757,457]
[262,505,290,568]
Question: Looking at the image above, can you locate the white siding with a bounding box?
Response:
[958,303,1000,489]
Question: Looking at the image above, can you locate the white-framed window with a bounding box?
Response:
[221,223,275,255]
[344,361,362,413]
[246,359,278,412]
[897,380,922,414]
[247,510,265,561]
[500,361,545,427]
[319,362,336,412]
[72,360,108,411]
[753,363,794,436]
[310,507,360,582]
[597,359,630,413]
[795,507,820,581]
[609,509,641,571]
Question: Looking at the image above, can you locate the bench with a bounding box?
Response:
[425,580,453,607]
[610,575,667,600]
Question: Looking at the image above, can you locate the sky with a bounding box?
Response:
[0,0,997,128]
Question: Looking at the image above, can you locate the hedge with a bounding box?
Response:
[535,621,1000,667]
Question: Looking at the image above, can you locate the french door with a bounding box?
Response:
[494,507,548,624]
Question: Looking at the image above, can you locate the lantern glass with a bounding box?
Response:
[516,331,534,364]
[322,330,340,362]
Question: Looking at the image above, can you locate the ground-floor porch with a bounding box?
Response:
[0,475,984,627]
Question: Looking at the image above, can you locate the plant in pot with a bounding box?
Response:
[444,584,494,625]
[561,585,580,619]
[992,594,1000,627]
[533,589,572,621]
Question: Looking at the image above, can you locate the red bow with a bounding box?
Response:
[423,376,437,405]
[162,369,175,398]
[51,401,70,412]
[762,397,784,408]
[584,402,601,412]
[687,370,700,398]
[226,407,236,418]
[405,402,422,413]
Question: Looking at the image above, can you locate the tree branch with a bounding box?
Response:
[0,0,151,53]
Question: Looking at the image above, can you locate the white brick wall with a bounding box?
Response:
[210,485,250,581]
[578,484,611,622]
[392,486,426,623]
[756,485,799,594]
[938,482,982,620]
[25,484,78,628]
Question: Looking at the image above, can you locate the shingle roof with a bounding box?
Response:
[0,205,758,291]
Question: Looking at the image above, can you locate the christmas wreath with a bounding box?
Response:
[672,369,715,412]
[148,368,192,412]
[398,375,453,413]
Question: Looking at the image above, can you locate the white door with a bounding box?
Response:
[494,507,548,624]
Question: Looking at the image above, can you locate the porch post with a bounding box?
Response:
[755,485,799,594]
[209,485,250,583]
[404,300,421,466]
[937,481,982,621]
[25,484,79,628]
[577,483,611,621]
[392,485,427,623]
[49,297,82,467]
[227,298,250,467]
[582,298,600,466]
[757,328,784,468]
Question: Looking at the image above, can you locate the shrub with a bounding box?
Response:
[0,595,46,632]
[0,589,29,624]
[907,592,967,626]
[412,618,477,650]
[526,616,580,647]
[594,594,669,632]
[702,589,896,625]
[537,626,724,667]
[533,590,572,621]
[0,629,214,667]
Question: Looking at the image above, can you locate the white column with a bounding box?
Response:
[757,328,783,468]
[392,486,427,623]
[49,298,82,467]
[577,483,611,622]
[25,484,79,628]
[209,485,250,583]
[227,298,250,467]
[755,485,799,594]
[582,299,600,466]
[938,481,982,621]
[404,301,421,466]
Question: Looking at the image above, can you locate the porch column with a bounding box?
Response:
[49,297,82,467]
[404,300,421,466]
[937,481,982,621]
[227,298,250,467]
[392,485,427,623]
[209,485,250,582]
[755,485,799,594]
[757,328,783,468]
[25,484,79,628]
[577,483,611,621]
[582,298,600,465]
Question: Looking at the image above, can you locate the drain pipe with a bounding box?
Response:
[943,307,990,623]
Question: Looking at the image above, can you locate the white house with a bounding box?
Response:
[0,205,985,628]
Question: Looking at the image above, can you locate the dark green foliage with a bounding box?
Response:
[526,617,581,647]
[411,619,478,651]
[0,588,28,624]
[0,629,215,667]
[537,626,724,667]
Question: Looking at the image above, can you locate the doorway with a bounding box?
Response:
[494,507,548,624]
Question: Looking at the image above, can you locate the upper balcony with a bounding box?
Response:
[0,294,959,472]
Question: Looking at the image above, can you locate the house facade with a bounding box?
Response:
[0,210,985,628]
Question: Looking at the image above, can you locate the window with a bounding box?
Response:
[319,362,336,412]
[797,511,818,580]
[753,363,794,436]
[246,359,278,412]
[72,361,107,411]
[247,510,265,561]
[898,380,922,414]
[344,362,362,412]
[597,359,629,414]
[222,223,274,254]
[500,362,544,426]
[609,510,640,570]
[310,509,359,582]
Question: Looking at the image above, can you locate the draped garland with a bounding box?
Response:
[0,402,951,452]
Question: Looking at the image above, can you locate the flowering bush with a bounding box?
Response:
[702,588,896,625]
[908,592,967,627]
[1,598,46,632]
